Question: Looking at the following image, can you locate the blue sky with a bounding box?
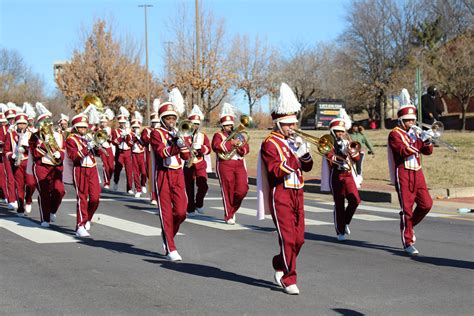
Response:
[1,0,349,110]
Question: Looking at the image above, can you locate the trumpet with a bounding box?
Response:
[411,121,458,152]
[38,119,61,165]
[289,130,351,170]
[217,114,252,160]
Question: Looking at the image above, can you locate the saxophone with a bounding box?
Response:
[14,130,25,167]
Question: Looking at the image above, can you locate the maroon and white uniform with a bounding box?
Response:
[212,130,249,221]
[388,126,433,248]
[183,131,211,213]
[4,129,35,213]
[150,127,190,254]
[0,124,9,200]
[29,131,66,223]
[326,139,361,235]
[66,133,101,229]
[141,126,157,201]
[131,129,147,193]
[112,127,133,191]
[98,126,115,187]
[259,131,313,288]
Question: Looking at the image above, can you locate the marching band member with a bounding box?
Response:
[388,89,433,256]
[130,112,147,198]
[0,108,8,203]
[98,109,115,189]
[29,103,65,227]
[4,103,18,209]
[4,112,35,215]
[141,101,160,205]
[57,113,70,135]
[322,118,361,241]
[211,103,249,225]
[150,89,189,261]
[184,105,210,216]
[257,83,313,295]
[66,114,101,237]
[112,108,133,193]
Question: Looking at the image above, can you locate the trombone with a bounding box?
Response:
[411,121,458,152]
[289,130,351,170]
[217,114,252,160]
[174,120,197,168]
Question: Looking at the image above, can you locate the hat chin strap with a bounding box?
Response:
[398,118,407,130]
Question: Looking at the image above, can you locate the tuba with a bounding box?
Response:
[38,119,61,165]
[217,114,252,160]
[83,94,104,112]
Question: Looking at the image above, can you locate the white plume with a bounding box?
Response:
[134,111,143,123]
[82,104,95,116]
[104,108,115,121]
[220,103,235,118]
[189,104,204,119]
[152,98,161,113]
[168,88,185,115]
[35,102,51,117]
[23,102,36,119]
[7,102,17,110]
[273,83,301,114]
[119,106,130,118]
[88,106,101,125]
[338,108,352,130]
[399,88,412,107]
[60,113,69,122]
[0,103,7,113]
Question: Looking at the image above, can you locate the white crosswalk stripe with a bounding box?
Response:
[352,214,398,221]
[68,213,184,236]
[0,217,78,244]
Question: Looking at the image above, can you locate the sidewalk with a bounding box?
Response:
[210,168,474,207]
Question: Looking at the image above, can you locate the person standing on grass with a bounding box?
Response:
[348,123,375,179]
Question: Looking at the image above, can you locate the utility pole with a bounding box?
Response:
[164,41,173,78]
[195,0,201,108]
[138,4,153,125]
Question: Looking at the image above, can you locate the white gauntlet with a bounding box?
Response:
[296,141,310,158]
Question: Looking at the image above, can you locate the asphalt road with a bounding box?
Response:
[1,176,473,315]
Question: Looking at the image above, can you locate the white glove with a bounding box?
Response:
[296,141,311,158]
[43,135,50,143]
[18,147,25,154]
[421,130,434,142]
[293,136,303,148]
[176,138,186,149]
[87,142,95,150]
[192,142,201,150]
[53,151,61,159]
[11,153,16,159]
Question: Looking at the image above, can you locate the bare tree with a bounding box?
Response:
[0,47,46,104]
[229,34,275,116]
[164,3,233,122]
[55,19,162,114]
[341,0,421,128]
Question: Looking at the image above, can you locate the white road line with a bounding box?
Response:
[211,207,332,226]
[185,216,255,231]
[68,213,184,236]
[0,217,78,244]
[352,214,398,221]
[304,205,332,213]
[51,196,256,203]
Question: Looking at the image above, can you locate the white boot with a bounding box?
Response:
[8,201,18,210]
[25,204,32,214]
[195,207,204,214]
[141,186,147,194]
[404,245,419,256]
[150,200,157,205]
[283,284,300,295]
[85,221,91,231]
[50,213,57,222]
[40,222,50,228]
[274,270,284,288]
[134,192,141,198]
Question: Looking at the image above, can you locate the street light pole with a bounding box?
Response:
[195,0,201,108]
[139,4,153,126]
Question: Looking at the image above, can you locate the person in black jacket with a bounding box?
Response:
[421,86,442,125]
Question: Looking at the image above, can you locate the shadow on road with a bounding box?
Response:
[144,259,278,290]
[78,239,165,259]
[305,232,474,270]
[333,308,365,316]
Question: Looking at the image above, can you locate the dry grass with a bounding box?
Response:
[203,127,474,189]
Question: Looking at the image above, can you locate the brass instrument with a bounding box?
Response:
[83,94,104,112]
[217,114,252,160]
[289,130,350,170]
[412,121,458,152]
[38,119,61,165]
[175,120,197,168]
[82,129,109,156]
[14,130,25,167]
